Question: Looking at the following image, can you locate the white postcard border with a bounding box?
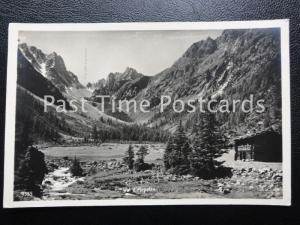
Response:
[3,20,291,208]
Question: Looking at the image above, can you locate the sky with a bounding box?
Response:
[19,30,223,85]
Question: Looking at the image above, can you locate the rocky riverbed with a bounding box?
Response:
[42,167,85,200]
[38,157,283,200]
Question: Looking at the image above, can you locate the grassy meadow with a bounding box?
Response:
[41,143,166,163]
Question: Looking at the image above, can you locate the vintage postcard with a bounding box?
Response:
[4,20,291,207]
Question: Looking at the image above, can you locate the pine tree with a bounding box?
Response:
[166,120,191,175]
[163,137,174,170]
[123,144,135,169]
[92,124,98,141]
[190,110,226,178]
[70,156,83,176]
[134,145,149,171]
[182,140,192,166]
[136,145,148,163]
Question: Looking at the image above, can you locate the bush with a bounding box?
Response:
[168,164,190,176]
[133,160,154,172]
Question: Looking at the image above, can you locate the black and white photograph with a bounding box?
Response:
[3,21,291,207]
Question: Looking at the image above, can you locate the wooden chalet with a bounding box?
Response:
[234,129,282,162]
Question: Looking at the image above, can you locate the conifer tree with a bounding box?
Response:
[136,145,148,163]
[163,137,174,170]
[70,156,83,177]
[134,145,148,171]
[92,124,98,142]
[123,144,135,169]
[166,120,191,174]
[190,109,226,178]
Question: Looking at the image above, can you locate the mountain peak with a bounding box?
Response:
[18,43,85,92]
[182,36,217,59]
[48,51,58,57]
[91,66,147,99]
[122,67,142,80]
[124,67,137,74]
[217,30,247,44]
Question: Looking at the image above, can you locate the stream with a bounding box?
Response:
[42,167,85,199]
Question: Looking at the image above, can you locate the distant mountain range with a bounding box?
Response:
[17,28,282,139]
[90,28,281,135]
[17,43,132,142]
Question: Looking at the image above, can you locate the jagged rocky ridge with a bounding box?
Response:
[91,67,151,100]
[91,28,281,136]
[19,43,85,92]
[17,29,281,138]
[17,49,72,109]
[17,42,169,147]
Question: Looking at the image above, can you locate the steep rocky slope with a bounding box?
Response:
[91,28,281,136]
[17,43,132,144]
[19,28,281,138]
[142,29,280,103]
[18,43,120,122]
[147,29,281,135]
[91,67,148,98]
[19,43,86,93]
[17,49,71,109]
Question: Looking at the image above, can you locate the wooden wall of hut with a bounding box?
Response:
[234,131,282,162]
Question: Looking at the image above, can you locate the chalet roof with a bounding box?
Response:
[234,128,281,144]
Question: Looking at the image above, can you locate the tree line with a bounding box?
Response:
[163,108,230,179]
[89,123,170,143]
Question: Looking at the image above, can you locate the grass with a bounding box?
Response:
[41,143,166,163]
[40,143,283,200]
